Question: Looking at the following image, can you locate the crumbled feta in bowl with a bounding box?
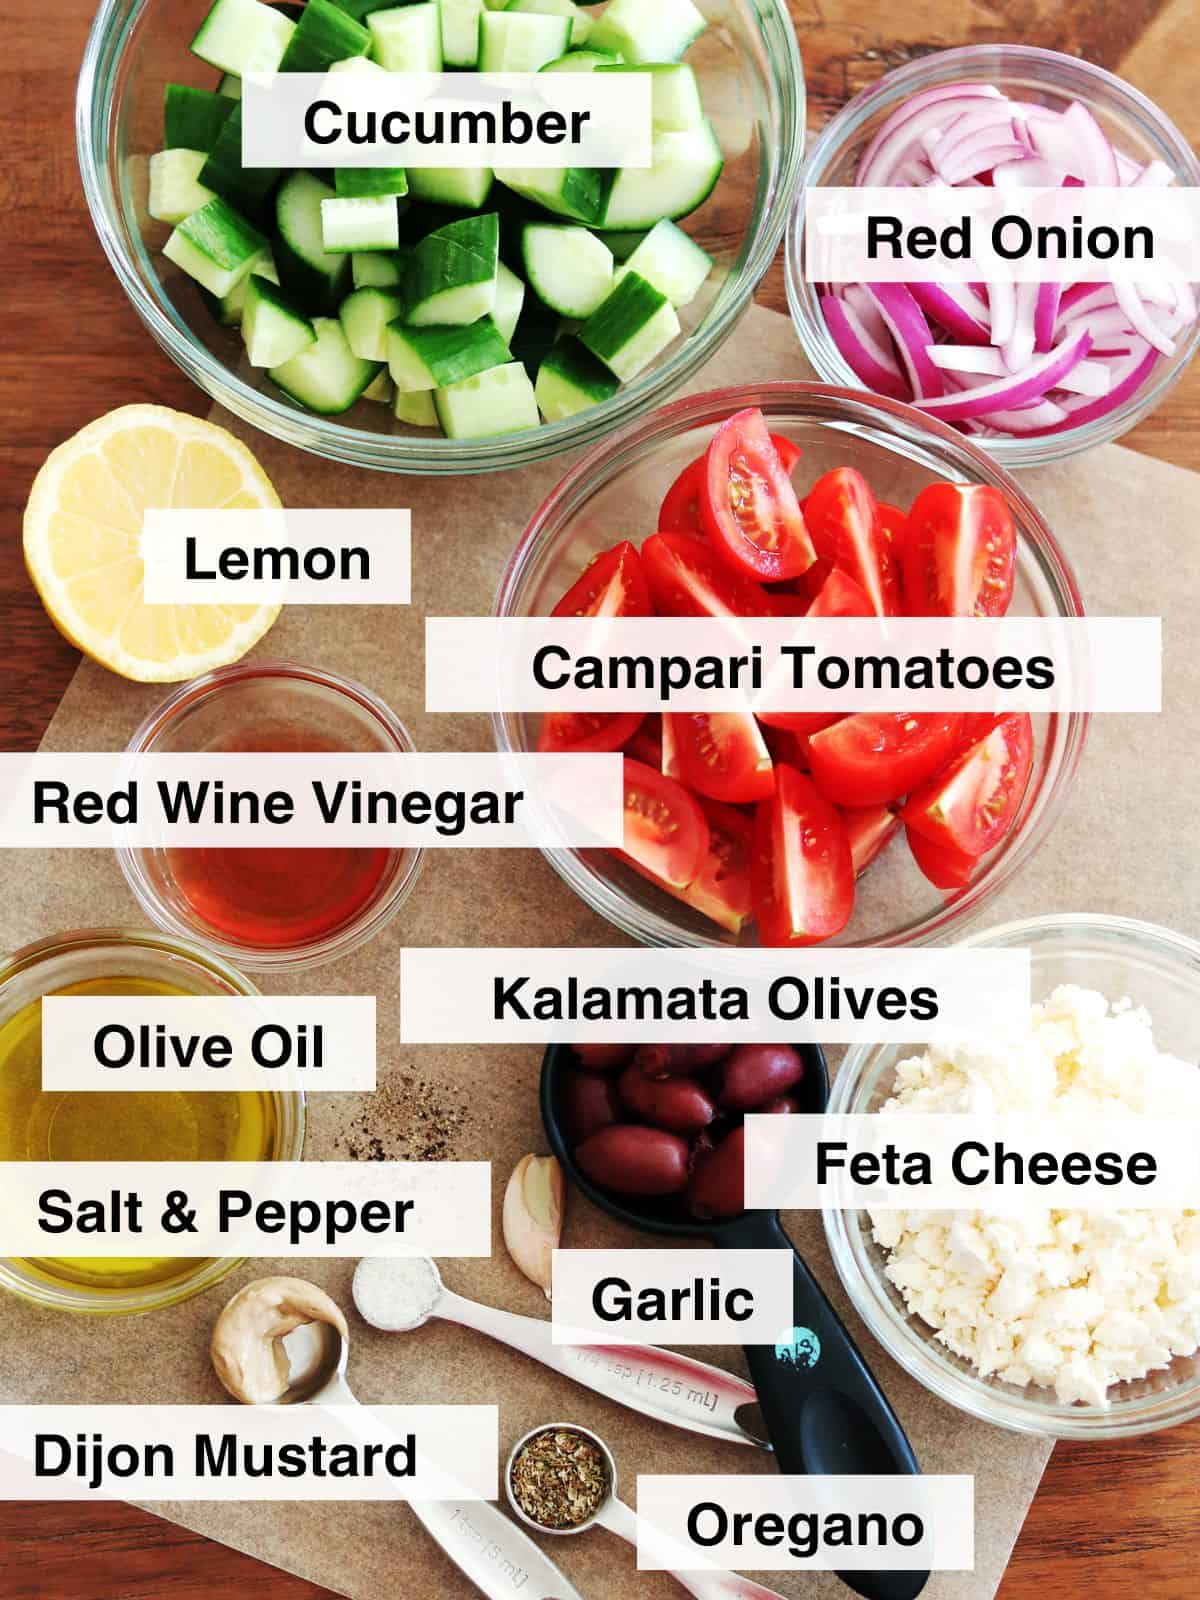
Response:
[823,914,1200,1439]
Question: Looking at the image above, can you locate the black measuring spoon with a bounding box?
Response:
[541,1042,928,1600]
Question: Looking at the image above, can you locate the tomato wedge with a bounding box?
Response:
[620,758,709,890]
[906,823,979,890]
[803,467,896,617]
[751,764,854,946]
[667,711,775,805]
[875,501,907,612]
[807,712,963,807]
[764,589,810,617]
[901,482,1016,617]
[659,457,707,538]
[663,797,755,935]
[701,409,816,582]
[551,539,652,619]
[758,710,843,737]
[539,709,644,755]
[840,804,901,876]
[623,713,663,769]
[806,566,874,618]
[642,531,770,618]
[661,710,683,780]
[901,712,1033,856]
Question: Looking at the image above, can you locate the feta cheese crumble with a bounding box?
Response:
[871,984,1200,1407]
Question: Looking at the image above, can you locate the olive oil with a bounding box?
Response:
[0,976,278,1292]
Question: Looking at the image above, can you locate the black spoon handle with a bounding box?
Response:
[720,1210,929,1600]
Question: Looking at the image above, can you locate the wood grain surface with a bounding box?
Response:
[1,0,1198,1596]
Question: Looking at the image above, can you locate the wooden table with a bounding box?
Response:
[2,1,1199,1596]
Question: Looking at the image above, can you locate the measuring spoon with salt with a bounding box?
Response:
[352,1255,768,1451]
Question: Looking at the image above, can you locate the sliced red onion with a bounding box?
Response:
[1034,282,1062,351]
[865,283,945,398]
[1039,346,1161,431]
[988,279,1016,347]
[1061,101,1120,184]
[992,156,1068,189]
[912,328,1092,420]
[908,281,991,344]
[938,140,1027,184]
[980,399,1071,431]
[928,345,1008,375]
[1132,159,1175,188]
[1003,281,1039,371]
[820,294,911,400]
[856,85,1003,185]
[1113,279,1176,356]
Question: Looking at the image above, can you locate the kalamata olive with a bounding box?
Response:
[618,1064,716,1136]
[635,1042,733,1079]
[687,1126,746,1219]
[575,1125,689,1196]
[563,1068,623,1142]
[718,1044,805,1112]
[572,1043,634,1073]
[759,1094,800,1114]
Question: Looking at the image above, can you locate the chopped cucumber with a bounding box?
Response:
[521,223,612,317]
[352,250,407,288]
[190,0,295,76]
[275,170,351,312]
[493,165,612,225]
[270,316,381,412]
[598,227,648,261]
[478,10,570,71]
[613,218,711,307]
[321,195,401,252]
[539,47,620,72]
[493,259,526,344]
[509,288,561,375]
[602,121,724,229]
[148,149,217,226]
[216,254,279,325]
[328,0,395,18]
[599,62,704,131]
[279,0,370,70]
[437,0,485,65]
[579,270,680,381]
[505,0,591,48]
[387,314,511,391]
[336,166,409,199]
[535,337,619,420]
[327,51,390,77]
[242,275,316,367]
[367,3,443,70]
[588,0,705,65]
[217,73,242,99]
[363,368,395,404]
[164,196,269,297]
[393,386,439,427]
[435,361,539,437]
[406,167,494,209]
[199,103,279,212]
[164,85,234,152]
[340,285,405,359]
[403,212,498,326]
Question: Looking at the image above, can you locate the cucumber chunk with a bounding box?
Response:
[242,275,316,367]
[406,167,494,209]
[393,386,440,427]
[148,149,217,226]
[602,121,724,230]
[270,316,381,413]
[327,51,390,78]
[362,368,395,404]
[613,218,712,307]
[493,165,612,225]
[216,254,279,325]
[279,0,370,70]
[535,336,619,420]
[164,196,269,297]
[403,212,499,327]
[387,314,511,391]
[588,0,705,64]
[164,85,234,152]
[275,171,352,312]
[478,10,570,71]
[509,288,561,375]
[521,223,613,318]
[505,0,591,48]
[217,73,242,99]
[199,102,279,212]
[367,3,443,70]
[437,0,485,65]
[340,285,405,359]
[321,195,401,252]
[597,227,648,261]
[190,0,295,76]
[579,270,680,381]
[598,62,704,131]
[328,0,395,18]
[435,361,540,437]
[335,167,409,200]
[539,47,620,72]
[352,250,407,288]
[493,259,526,344]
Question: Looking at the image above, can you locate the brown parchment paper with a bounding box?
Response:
[2,305,1198,1600]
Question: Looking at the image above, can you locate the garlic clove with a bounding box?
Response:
[503,1154,564,1299]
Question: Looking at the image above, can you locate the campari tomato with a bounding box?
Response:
[802,466,896,616]
[901,712,1034,856]
[667,711,775,804]
[807,712,963,807]
[663,797,755,935]
[642,531,770,618]
[906,823,979,890]
[901,482,1016,617]
[840,805,901,876]
[619,758,710,890]
[751,765,854,946]
[551,539,652,618]
[701,408,816,582]
[660,435,801,539]
[623,714,663,769]
[806,566,874,617]
[538,709,645,755]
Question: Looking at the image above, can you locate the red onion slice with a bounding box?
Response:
[909,282,991,344]
[864,283,945,398]
[820,294,911,400]
[912,328,1092,420]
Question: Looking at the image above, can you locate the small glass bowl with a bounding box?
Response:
[787,45,1200,466]
[825,913,1200,1439]
[0,927,305,1316]
[75,0,804,475]
[493,381,1088,949]
[117,660,425,972]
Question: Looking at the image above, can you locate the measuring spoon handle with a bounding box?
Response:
[440,1289,763,1449]
[600,1496,789,1600]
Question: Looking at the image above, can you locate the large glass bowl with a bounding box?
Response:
[492,381,1088,949]
[787,45,1200,467]
[825,913,1200,1438]
[76,0,804,475]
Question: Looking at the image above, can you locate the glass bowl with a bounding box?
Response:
[76,0,804,475]
[117,659,426,972]
[787,45,1200,467]
[0,927,306,1315]
[492,381,1088,949]
[825,913,1200,1438]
